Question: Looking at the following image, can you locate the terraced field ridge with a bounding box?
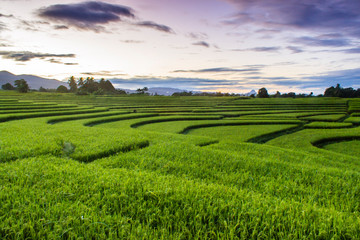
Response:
[1,92,360,239]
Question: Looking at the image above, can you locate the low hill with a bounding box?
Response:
[0,71,65,90]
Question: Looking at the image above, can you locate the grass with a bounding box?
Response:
[344,117,360,124]
[187,124,299,142]
[305,121,353,128]
[0,118,149,163]
[323,140,360,156]
[1,92,360,239]
[299,113,348,121]
[0,107,109,122]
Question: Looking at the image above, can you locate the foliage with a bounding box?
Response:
[257,87,269,98]
[136,87,149,95]
[324,83,360,98]
[56,85,68,93]
[14,79,30,93]
[172,91,193,96]
[67,76,77,92]
[1,82,15,90]
[1,93,360,239]
[323,140,360,156]
[68,76,121,95]
[39,86,47,92]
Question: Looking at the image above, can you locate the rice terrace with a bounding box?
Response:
[2,0,360,239]
[1,90,360,239]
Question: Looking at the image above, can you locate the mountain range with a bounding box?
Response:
[0,71,65,90]
[0,71,256,96]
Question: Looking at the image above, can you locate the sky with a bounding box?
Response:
[0,0,360,94]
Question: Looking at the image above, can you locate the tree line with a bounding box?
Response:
[67,76,125,95]
[1,77,125,95]
[2,79,360,98]
[256,84,360,98]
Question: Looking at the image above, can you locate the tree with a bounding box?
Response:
[136,87,149,94]
[257,87,269,98]
[116,89,127,95]
[172,91,193,96]
[99,78,116,93]
[56,85,68,93]
[82,77,98,93]
[77,77,84,88]
[39,86,47,92]
[324,84,359,98]
[1,83,15,90]
[14,79,30,93]
[68,76,77,93]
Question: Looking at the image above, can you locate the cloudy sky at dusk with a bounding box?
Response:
[0,0,359,94]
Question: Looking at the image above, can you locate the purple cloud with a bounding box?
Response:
[232,47,280,52]
[224,0,360,37]
[136,21,174,33]
[0,51,75,62]
[193,41,210,48]
[294,36,350,47]
[344,48,360,54]
[287,46,303,53]
[38,1,134,31]
[54,25,69,30]
[187,32,208,40]
[173,67,262,74]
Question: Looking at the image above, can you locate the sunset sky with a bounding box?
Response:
[0,0,359,94]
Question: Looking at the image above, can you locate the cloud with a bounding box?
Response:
[54,25,69,30]
[232,47,280,52]
[192,41,210,48]
[47,58,78,65]
[287,46,304,53]
[343,48,360,54]
[173,67,261,73]
[38,2,175,34]
[107,67,360,94]
[269,68,360,90]
[0,51,75,62]
[110,77,240,90]
[294,36,350,47]
[120,40,144,44]
[81,71,127,77]
[0,13,14,18]
[223,0,360,37]
[0,22,5,31]
[249,47,280,52]
[305,68,360,88]
[136,21,174,33]
[38,1,134,31]
[187,32,208,40]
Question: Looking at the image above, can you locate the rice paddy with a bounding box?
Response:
[1,92,360,239]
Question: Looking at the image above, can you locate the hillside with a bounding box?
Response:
[0,71,65,89]
[1,93,360,239]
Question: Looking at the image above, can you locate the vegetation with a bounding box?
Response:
[14,79,30,93]
[1,83,15,90]
[1,92,360,239]
[324,83,360,98]
[67,76,122,95]
[257,87,269,98]
[56,85,68,93]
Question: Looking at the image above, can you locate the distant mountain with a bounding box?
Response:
[0,71,65,89]
[118,87,189,96]
[148,87,189,96]
[244,90,257,96]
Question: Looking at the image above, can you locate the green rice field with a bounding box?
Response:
[1,91,360,239]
